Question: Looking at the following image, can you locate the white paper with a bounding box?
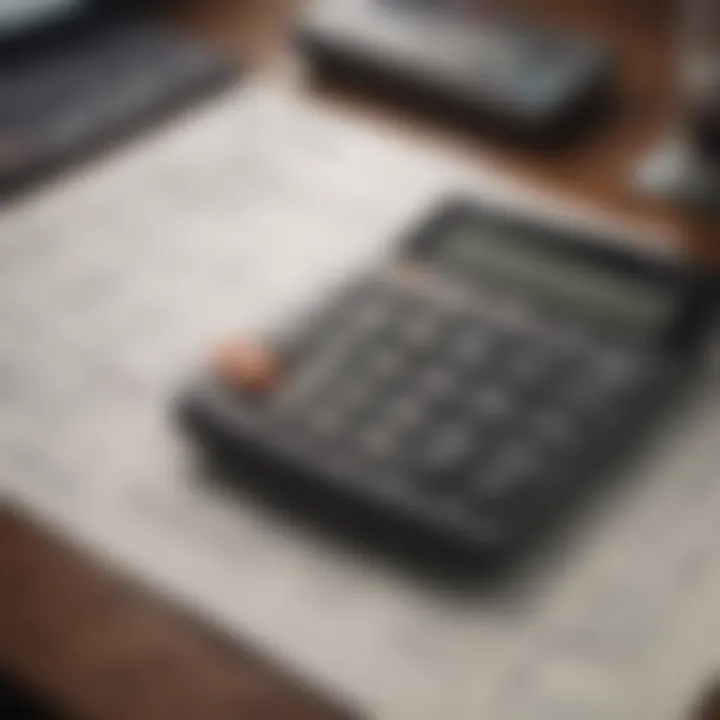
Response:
[0,80,718,720]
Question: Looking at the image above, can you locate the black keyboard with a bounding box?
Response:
[0,17,234,195]
[178,199,715,559]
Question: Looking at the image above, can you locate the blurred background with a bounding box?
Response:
[0,2,719,720]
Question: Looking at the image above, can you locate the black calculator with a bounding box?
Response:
[177,199,714,557]
[296,0,613,142]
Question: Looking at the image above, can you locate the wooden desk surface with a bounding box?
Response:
[0,510,358,720]
[1,2,717,719]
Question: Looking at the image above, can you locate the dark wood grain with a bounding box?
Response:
[0,509,357,720]
[694,683,720,720]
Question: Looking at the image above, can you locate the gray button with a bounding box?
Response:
[384,395,427,434]
[470,446,546,513]
[412,424,476,491]
[358,424,400,460]
[450,331,493,369]
[533,408,577,448]
[594,349,640,390]
[401,312,441,348]
[418,365,458,400]
[365,347,403,382]
[473,386,515,421]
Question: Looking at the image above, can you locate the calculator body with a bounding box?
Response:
[296,0,614,144]
[177,199,715,558]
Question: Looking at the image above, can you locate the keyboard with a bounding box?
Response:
[0,18,234,195]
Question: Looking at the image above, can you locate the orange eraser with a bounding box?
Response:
[211,340,282,396]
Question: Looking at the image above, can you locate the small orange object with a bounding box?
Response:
[211,339,282,396]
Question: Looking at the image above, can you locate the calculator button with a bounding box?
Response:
[349,293,397,336]
[475,290,508,322]
[359,387,436,453]
[400,311,443,349]
[556,383,611,421]
[333,381,375,417]
[211,340,282,397]
[363,346,404,383]
[467,444,548,513]
[410,425,477,493]
[417,365,458,399]
[471,386,516,423]
[558,353,641,417]
[305,406,346,438]
[501,346,560,388]
[448,331,494,370]
[271,375,317,415]
[550,319,596,352]
[383,395,428,435]
[489,295,539,333]
[531,408,578,449]
[593,349,642,390]
[275,355,348,412]
[357,423,403,462]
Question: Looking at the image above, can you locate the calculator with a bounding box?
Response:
[296,0,614,142]
[177,199,715,557]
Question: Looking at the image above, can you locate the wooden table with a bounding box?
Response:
[0,510,358,720]
[1,1,717,719]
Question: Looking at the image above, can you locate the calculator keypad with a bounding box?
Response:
[257,272,651,532]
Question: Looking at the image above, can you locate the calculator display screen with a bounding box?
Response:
[437,224,678,332]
